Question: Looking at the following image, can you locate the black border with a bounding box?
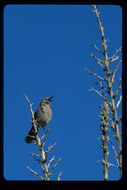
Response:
[0,0,127,185]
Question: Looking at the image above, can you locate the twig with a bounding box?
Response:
[118,116,122,124]
[92,43,104,55]
[109,47,122,62]
[29,153,41,157]
[50,158,62,174]
[26,165,44,180]
[46,142,57,154]
[58,171,62,181]
[89,87,103,97]
[111,62,121,85]
[23,91,38,135]
[89,87,111,106]
[48,156,55,169]
[109,139,119,166]
[114,78,122,99]
[85,68,105,81]
[116,95,122,110]
[92,5,108,62]
[95,81,110,94]
[91,54,105,63]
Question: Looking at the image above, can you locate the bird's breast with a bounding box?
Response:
[39,105,52,126]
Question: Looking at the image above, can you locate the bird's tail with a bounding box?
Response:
[25,126,37,144]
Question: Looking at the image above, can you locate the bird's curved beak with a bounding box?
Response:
[48,96,54,102]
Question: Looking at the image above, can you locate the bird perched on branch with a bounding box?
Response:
[25,96,54,143]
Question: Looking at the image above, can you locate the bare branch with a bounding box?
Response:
[91,54,105,63]
[90,5,122,178]
[46,142,57,154]
[96,61,104,69]
[50,158,62,175]
[114,78,122,99]
[58,171,62,181]
[26,165,44,180]
[47,156,55,169]
[92,5,108,61]
[109,163,117,167]
[89,87,111,106]
[109,47,122,62]
[92,43,104,55]
[109,140,119,166]
[89,87,103,97]
[40,129,50,141]
[29,153,41,158]
[41,138,46,148]
[95,81,110,94]
[116,95,122,110]
[91,53,104,68]
[110,56,119,63]
[111,61,121,85]
[23,91,38,134]
[118,116,122,124]
[85,68,105,81]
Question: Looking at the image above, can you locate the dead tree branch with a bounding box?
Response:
[85,5,122,179]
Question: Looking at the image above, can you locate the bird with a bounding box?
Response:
[25,96,54,143]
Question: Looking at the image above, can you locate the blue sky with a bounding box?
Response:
[4,5,122,180]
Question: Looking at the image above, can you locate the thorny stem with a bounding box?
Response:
[90,5,122,177]
[106,68,122,176]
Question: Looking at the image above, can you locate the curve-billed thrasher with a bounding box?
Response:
[25,96,53,143]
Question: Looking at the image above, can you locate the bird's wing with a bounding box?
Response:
[34,106,44,119]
